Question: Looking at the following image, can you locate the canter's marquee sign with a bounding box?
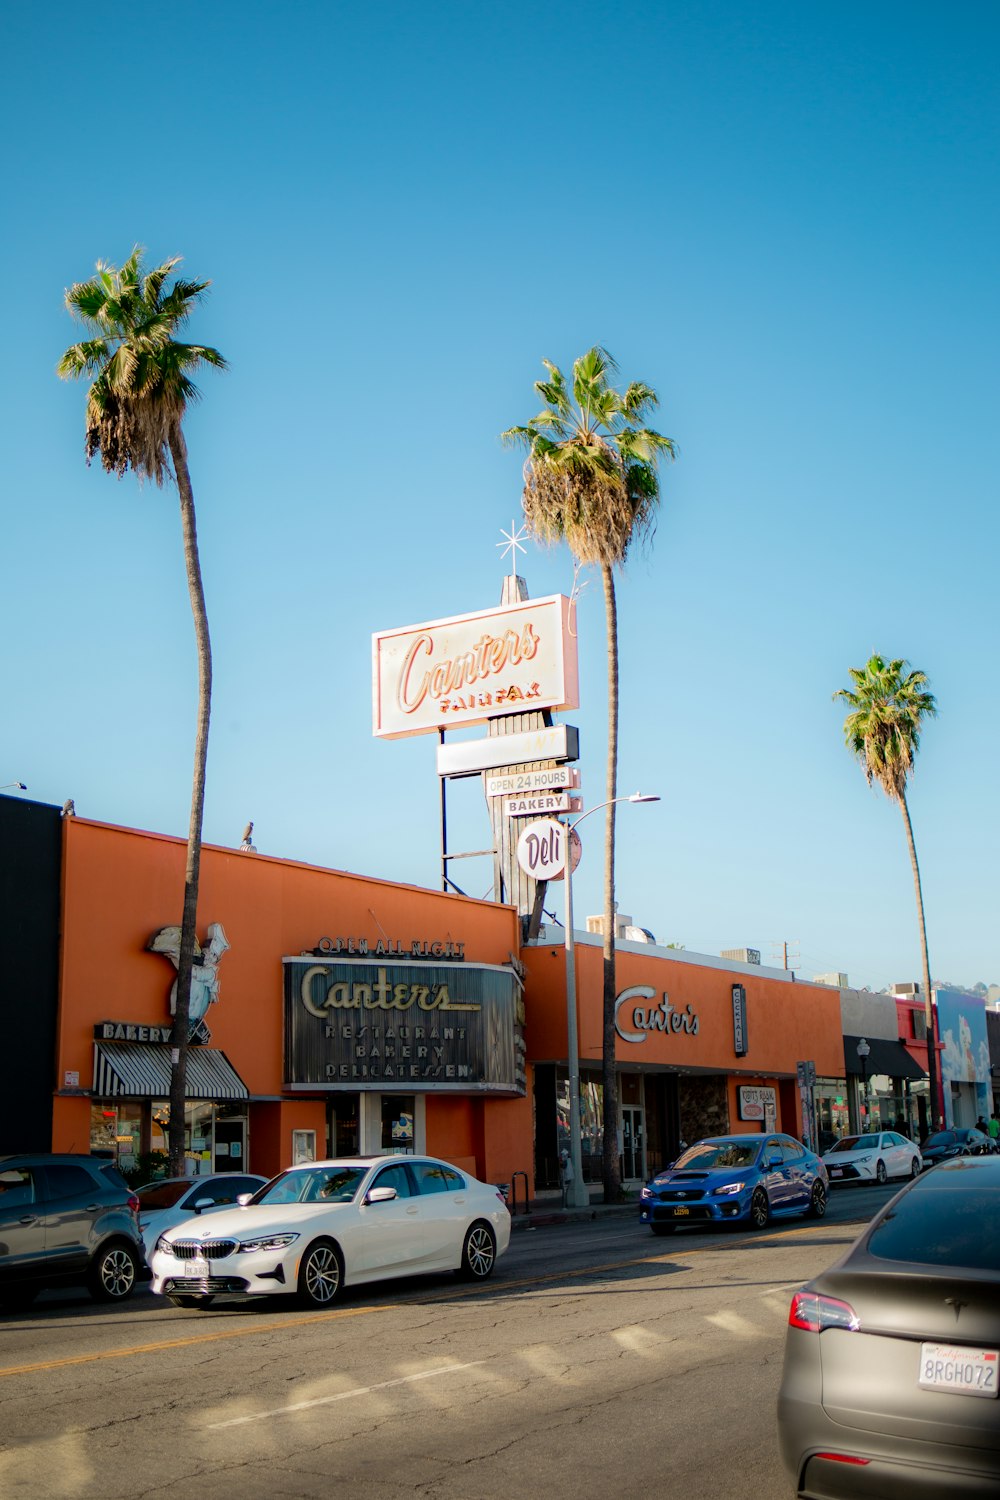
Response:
[372,594,578,738]
[284,958,526,1094]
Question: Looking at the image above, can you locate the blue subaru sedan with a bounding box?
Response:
[639,1133,828,1235]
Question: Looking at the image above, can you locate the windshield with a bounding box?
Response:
[924,1132,957,1148]
[828,1135,879,1153]
[869,1176,1000,1270]
[254,1166,368,1205]
[674,1141,759,1170]
[136,1180,191,1210]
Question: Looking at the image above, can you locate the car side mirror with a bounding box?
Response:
[192,1197,214,1214]
[767,1153,783,1169]
[236,1193,253,1206]
[365,1185,398,1205]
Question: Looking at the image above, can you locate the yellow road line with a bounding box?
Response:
[0,1221,849,1380]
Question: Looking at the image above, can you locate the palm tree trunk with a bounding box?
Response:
[166,423,213,1177]
[899,791,939,1132]
[600,565,621,1203]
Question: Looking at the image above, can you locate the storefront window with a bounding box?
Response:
[555,1071,603,1183]
[381,1096,414,1153]
[149,1100,233,1175]
[812,1079,850,1152]
[89,1102,143,1171]
[328,1093,360,1157]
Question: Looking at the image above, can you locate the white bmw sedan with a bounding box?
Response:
[149,1155,511,1310]
[822,1130,922,1185]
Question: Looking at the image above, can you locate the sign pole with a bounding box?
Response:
[563,851,590,1209]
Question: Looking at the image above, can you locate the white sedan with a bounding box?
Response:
[822,1130,922,1184]
[149,1155,511,1309]
[135,1173,268,1261]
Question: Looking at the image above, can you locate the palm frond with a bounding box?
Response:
[505,346,673,571]
[834,654,937,801]
[60,246,225,484]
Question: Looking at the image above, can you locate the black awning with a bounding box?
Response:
[93,1043,248,1100]
[844,1035,926,1081]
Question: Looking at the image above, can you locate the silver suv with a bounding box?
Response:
[0,1153,142,1309]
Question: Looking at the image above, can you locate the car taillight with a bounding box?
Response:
[127,1193,140,1216]
[788,1291,859,1333]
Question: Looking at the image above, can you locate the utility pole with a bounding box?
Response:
[770,940,800,972]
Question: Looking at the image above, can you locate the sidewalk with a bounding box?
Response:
[507,1189,638,1232]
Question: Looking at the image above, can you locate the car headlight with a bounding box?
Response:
[639,1185,654,1200]
[237,1232,299,1253]
[855,1154,873,1163]
[712,1182,746,1196]
[154,1235,175,1255]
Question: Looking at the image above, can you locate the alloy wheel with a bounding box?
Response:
[300,1242,342,1306]
[750,1189,769,1229]
[93,1245,137,1301]
[461,1222,496,1279]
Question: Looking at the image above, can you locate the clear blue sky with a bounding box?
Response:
[2,1,997,992]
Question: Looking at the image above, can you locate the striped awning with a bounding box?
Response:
[93,1043,248,1101]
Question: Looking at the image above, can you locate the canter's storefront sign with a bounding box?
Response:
[614,985,700,1044]
[372,594,578,738]
[284,959,526,1094]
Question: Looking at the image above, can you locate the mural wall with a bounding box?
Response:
[936,988,992,1128]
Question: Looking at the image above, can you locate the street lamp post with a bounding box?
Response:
[857,1037,871,1130]
[561,793,659,1209]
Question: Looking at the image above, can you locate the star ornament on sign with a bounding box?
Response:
[497,519,529,568]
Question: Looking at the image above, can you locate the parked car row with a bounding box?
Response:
[1,1153,511,1312]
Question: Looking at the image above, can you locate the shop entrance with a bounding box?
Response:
[621,1107,645,1181]
[213,1110,247,1172]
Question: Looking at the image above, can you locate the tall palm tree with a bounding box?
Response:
[59,247,227,1175]
[834,654,940,1131]
[503,347,675,1200]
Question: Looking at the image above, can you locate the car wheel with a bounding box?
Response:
[650,1224,674,1237]
[89,1241,138,1302]
[297,1239,343,1308]
[910,1156,921,1178]
[875,1160,887,1184]
[750,1188,770,1230]
[807,1181,827,1219]
[167,1294,215,1309]
[458,1220,497,1281]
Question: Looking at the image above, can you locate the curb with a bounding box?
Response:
[509,1202,638,1232]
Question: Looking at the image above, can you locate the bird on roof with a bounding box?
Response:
[62,799,76,818]
[239,820,256,853]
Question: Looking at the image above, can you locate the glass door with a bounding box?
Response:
[213,1111,247,1172]
[621,1107,645,1181]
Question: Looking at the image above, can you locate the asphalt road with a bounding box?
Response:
[0,1180,898,1500]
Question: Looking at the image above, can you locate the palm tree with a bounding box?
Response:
[834,654,940,1131]
[59,247,227,1176]
[503,347,675,1200]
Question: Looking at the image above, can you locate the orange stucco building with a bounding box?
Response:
[3,798,846,1195]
